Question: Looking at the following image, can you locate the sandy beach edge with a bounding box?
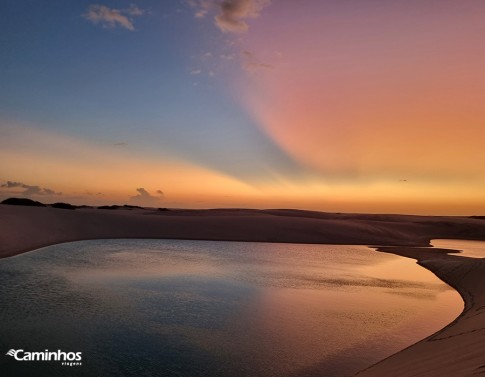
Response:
[356,247,485,376]
[2,204,485,376]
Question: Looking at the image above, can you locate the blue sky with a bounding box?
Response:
[1,1,485,214]
[1,0,303,184]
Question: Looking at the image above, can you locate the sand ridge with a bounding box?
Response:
[2,205,485,258]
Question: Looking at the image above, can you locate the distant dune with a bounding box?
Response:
[2,202,485,376]
[2,203,485,258]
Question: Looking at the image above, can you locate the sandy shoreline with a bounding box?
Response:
[357,247,485,376]
[2,204,485,376]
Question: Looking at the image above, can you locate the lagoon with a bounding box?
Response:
[0,239,461,377]
[432,239,485,258]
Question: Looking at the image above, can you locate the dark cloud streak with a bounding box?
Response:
[129,188,165,206]
[1,181,62,196]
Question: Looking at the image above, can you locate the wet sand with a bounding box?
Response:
[357,246,485,376]
[2,204,485,376]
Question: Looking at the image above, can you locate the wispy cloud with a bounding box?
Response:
[129,187,164,206]
[83,4,147,31]
[189,0,270,33]
[189,0,211,18]
[1,181,62,196]
[85,190,104,196]
[242,50,273,72]
[125,4,146,17]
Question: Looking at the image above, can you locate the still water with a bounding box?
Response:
[432,239,485,258]
[0,240,461,377]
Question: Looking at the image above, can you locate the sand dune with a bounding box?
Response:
[2,204,485,376]
[2,205,485,258]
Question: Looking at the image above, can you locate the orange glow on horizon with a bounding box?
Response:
[1,123,485,215]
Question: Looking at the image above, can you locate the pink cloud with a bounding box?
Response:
[83,4,146,31]
[189,0,270,33]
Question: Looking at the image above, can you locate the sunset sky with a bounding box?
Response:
[1,0,484,214]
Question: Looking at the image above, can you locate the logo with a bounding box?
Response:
[5,349,82,367]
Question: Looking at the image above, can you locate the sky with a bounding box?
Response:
[1,0,484,214]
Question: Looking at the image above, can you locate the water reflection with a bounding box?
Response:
[432,239,485,258]
[0,240,461,377]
